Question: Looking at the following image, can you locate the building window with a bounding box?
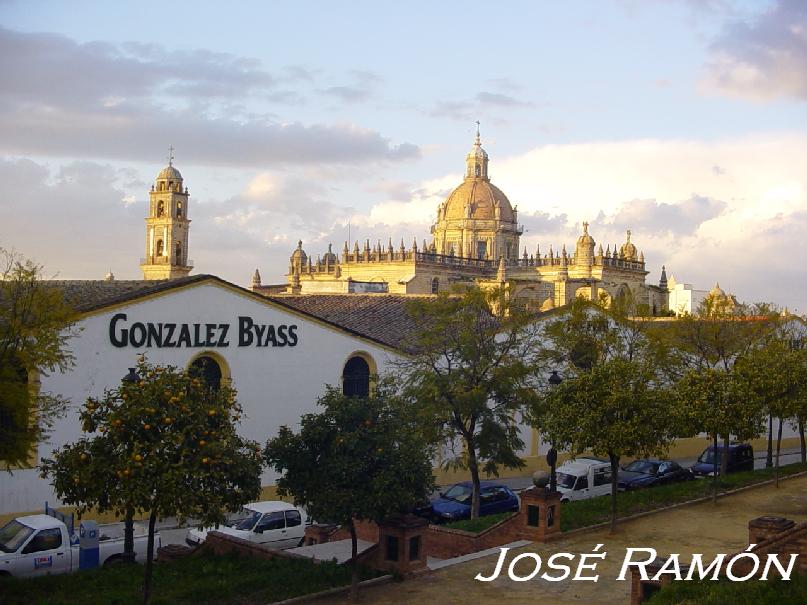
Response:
[385,536,399,562]
[156,239,164,257]
[342,356,370,398]
[156,201,165,217]
[176,201,183,218]
[175,242,182,265]
[0,359,31,465]
[431,278,439,294]
[190,355,222,391]
[409,536,421,561]
[477,241,487,259]
[475,165,481,177]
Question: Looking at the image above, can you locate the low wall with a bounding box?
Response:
[424,513,523,559]
[196,531,309,562]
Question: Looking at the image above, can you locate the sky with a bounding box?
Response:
[0,0,806,311]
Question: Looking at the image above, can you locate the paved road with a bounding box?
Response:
[314,472,807,604]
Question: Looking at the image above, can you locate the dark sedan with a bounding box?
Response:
[416,481,520,524]
[617,460,692,491]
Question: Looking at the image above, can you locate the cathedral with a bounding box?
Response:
[251,129,669,315]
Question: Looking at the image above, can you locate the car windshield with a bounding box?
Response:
[443,484,472,503]
[230,509,262,531]
[0,520,35,553]
[698,449,721,465]
[556,472,577,489]
[624,461,659,475]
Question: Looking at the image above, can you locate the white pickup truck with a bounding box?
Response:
[0,507,159,578]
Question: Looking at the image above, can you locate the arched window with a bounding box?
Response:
[342,356,370,397]
[190,356,222,391]
[156,239,164,257]
[176,201,183,218]
[156,200,164,217]
[175,242,182,265]
[431,277,439,294]
[475,165,481,177]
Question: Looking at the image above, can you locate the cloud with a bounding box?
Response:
[704,0,807,101]
[475,92,533,108]
[605,195,727,237]
[0,28,418,167]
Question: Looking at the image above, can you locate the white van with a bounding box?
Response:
[555,458,613,503]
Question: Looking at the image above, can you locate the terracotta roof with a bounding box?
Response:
[268,294,435,352]
[46,275,209,312]
[40,276,426,352]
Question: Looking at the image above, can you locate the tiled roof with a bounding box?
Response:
[40,276,427,352]
[46,275,216,312]
[268,294,435,352]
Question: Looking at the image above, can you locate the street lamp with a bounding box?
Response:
[120,367,139,564]
[547,370,563,493]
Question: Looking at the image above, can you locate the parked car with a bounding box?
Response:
[555,457,613,503]
[0,507,158,578]
[186,501,307,549]
[617,459,693,491]
[421,481,519,523]
[691,443,754,477]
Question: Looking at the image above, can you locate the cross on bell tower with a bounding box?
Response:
[140,150,193,280]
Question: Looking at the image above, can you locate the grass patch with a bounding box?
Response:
[646,574,807,605]
[443,511,513,533]
[0,551,380,605]
[561,461,807,532]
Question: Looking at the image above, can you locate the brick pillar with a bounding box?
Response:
[374,514,429,577]
[304,523,338,546]
[748,516,795,546]
[517,487,562,542]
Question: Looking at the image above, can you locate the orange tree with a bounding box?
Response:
[264,381,435,602]
[41,358,262,605]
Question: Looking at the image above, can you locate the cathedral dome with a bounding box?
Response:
[157,165,182,182]
[442,179,514,222]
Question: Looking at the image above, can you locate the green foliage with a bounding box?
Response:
[264,380,435,527]
[42,358,262,525]
[0,248,77,469]
[646,574,807,605]
[40,358,262,604]
[0,551,380,605]
[398,284,537,518]
[561,462,807,532]
[443,511,513,533]
[533,297,679,531]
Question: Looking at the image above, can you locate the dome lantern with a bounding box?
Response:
[465,121,489,180]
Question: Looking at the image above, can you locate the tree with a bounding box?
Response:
[735,318,807,486]
[397,284,537,519]
[667,293,771,477]
[264,382,435,601]
[41,358,263,605]
[0,248,77,469]
[533,297,679,532]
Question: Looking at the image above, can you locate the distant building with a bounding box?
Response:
[140,150,193,280]
[255,128,669,315]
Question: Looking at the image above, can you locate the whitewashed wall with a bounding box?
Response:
[0,282,398,515]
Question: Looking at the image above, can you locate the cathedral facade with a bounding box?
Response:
[257,130,669,315]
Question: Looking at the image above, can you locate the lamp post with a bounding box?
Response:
[547,370,563,493]
[120,367,139,564]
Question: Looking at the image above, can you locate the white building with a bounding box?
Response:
[1,276,413,516]
[666,275,709,316]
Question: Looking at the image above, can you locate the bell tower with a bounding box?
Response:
[140,147,192,280]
